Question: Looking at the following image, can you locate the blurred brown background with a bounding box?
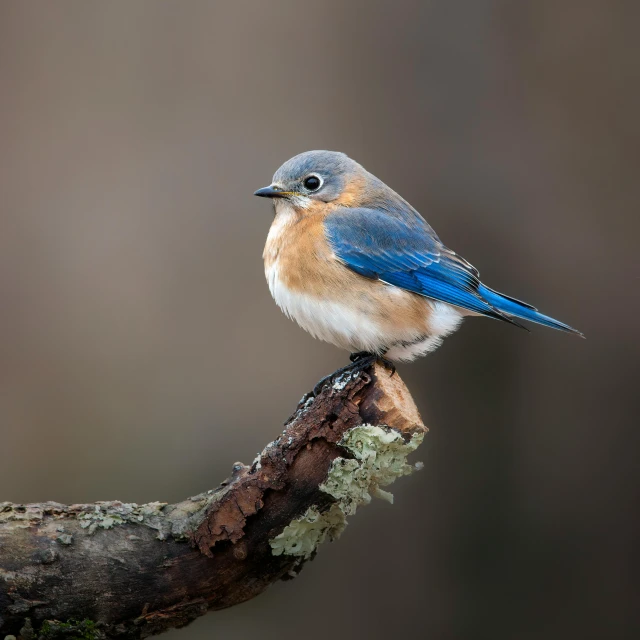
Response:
[1,1,637,638]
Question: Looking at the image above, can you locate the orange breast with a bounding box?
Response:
[264,206,433,340]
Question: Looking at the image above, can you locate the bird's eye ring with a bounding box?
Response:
[303,175,322,192]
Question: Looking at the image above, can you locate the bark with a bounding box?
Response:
[0,363,425,640]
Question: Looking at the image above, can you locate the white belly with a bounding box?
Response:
[384,302,463,361]
[263,201,463,361]
[267,266,385,353]
[266,262,463,361]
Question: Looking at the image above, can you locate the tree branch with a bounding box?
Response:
[0,363,426,639]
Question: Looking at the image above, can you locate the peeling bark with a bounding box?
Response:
[0,364,426,639]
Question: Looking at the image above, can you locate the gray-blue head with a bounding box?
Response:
[254,150,380,209]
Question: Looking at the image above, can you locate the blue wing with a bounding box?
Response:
[324,207,524,325]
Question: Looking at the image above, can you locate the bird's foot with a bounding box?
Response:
[312,356,374,397]
[312,352,395,397]
[351,351,396,376]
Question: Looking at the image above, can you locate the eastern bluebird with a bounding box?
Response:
[255,151,582,385]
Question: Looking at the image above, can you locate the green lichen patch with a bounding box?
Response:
[270,504,346,560]
[78,508,125,533]
[76,502,168,536]
[322,425,424,514]
[269,424,423,560]
[39,618,103,640]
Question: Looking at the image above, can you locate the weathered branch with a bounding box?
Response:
[0,364,426,639]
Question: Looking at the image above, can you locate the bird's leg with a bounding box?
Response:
[313,353,376,397]
[351,350,395,374]
[349,351,372,362]
[312,351,395,397]
[312,357,370,397]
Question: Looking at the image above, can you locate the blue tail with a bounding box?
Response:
[477,284,584,337]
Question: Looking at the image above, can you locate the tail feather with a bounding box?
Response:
[478,284,584,337]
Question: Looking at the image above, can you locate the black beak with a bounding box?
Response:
[254,185,290,198]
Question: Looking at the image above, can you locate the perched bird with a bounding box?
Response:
[255,151,582,387]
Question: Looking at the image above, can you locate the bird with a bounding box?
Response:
[255,150,582,391]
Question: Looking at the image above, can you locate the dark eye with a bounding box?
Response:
[303,175,321,191]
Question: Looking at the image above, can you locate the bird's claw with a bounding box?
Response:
[378,355,396,376]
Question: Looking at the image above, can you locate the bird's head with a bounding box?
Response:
[254,150,373,212]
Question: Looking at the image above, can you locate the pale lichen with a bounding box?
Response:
[270,504,346,560]
[269,424,423,559]
[79,507,125,533]
[75,501,170,537]
[322,425,424,512]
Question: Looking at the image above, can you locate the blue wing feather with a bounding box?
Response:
[325,207,583,335]
[325,208,521,324]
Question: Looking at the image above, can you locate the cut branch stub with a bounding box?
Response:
[0,363,426,639]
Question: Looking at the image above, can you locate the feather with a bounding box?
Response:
[325,207,579,334]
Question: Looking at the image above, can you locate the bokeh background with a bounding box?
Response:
[1,1,637,638]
